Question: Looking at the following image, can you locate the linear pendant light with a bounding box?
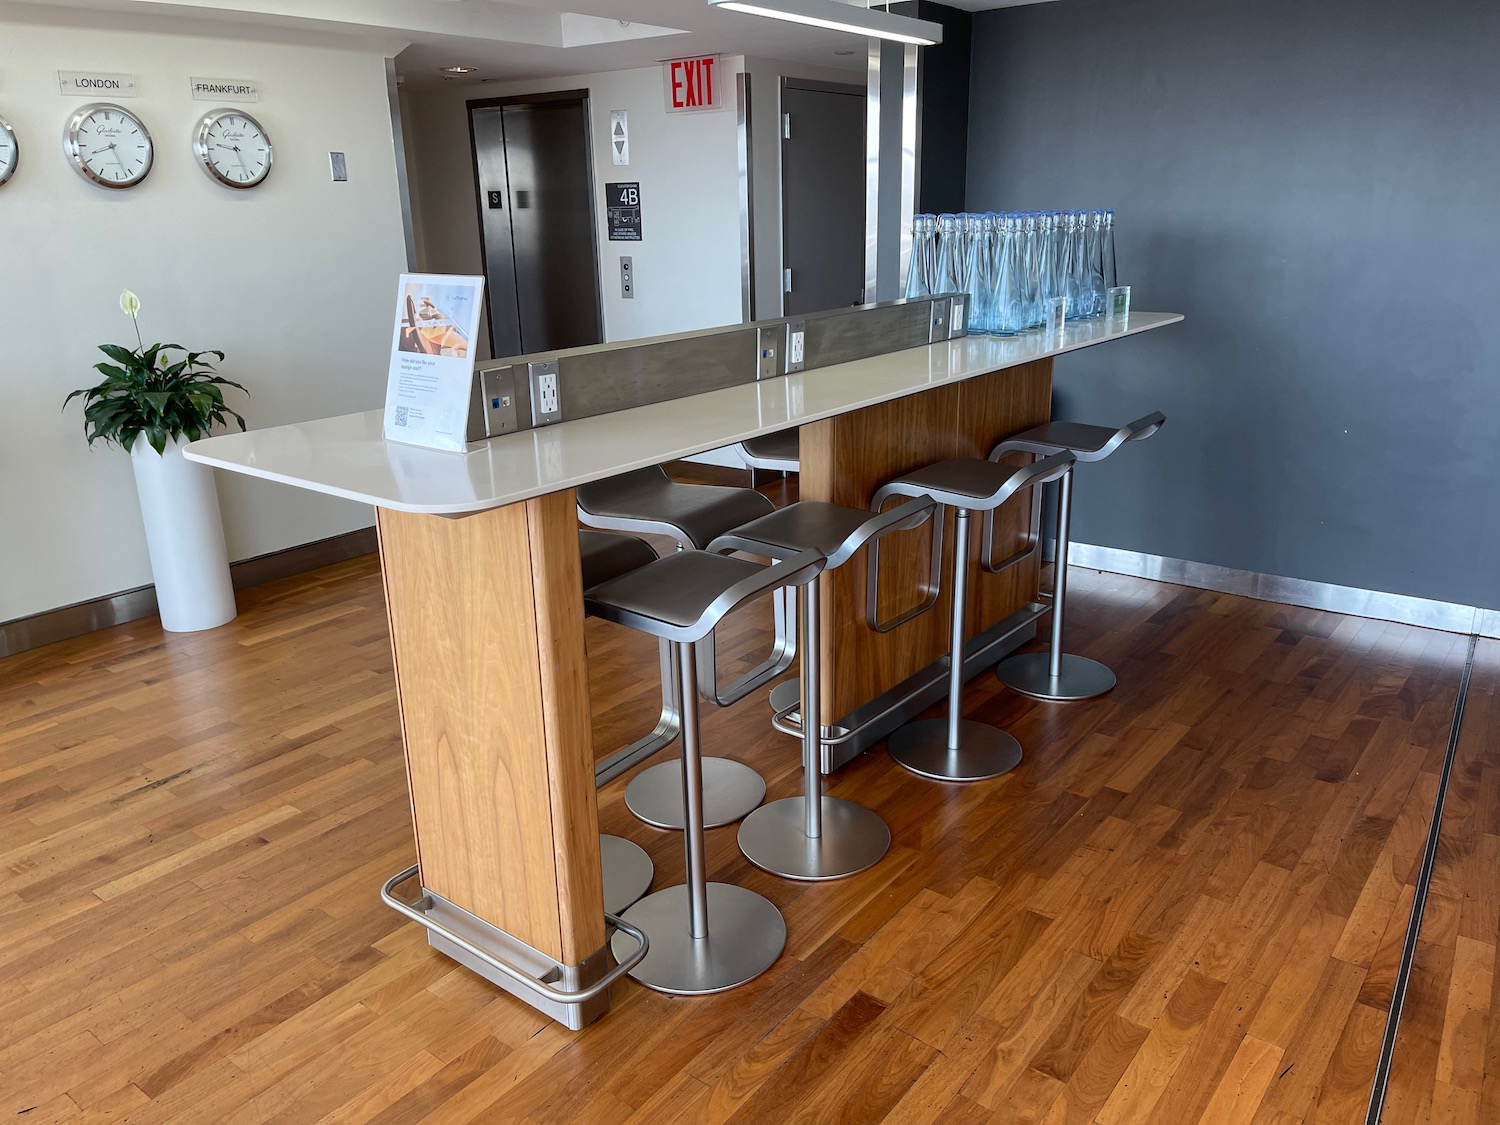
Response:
[708,0,943,46]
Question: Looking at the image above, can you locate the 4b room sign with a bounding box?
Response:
[606,182,642,242]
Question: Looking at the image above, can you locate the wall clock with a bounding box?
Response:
[193,108,272,189]
[65,103,153,188]
[0,114,16,186]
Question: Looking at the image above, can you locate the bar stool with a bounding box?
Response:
[870,451,1076,782]
[579,530,659,915]
[989,412,1166,701]
[587,545,826,994]
[578,465,791,830]
[708,497,936,880]
[731,428,799,489]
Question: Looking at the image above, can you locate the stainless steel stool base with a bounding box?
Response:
[609,883,786,995]
[887,718,1023,782]
[997,651,1116,702]
[769,678,800,716]
[625,757,766,830]
[599,834,654,915]
[737,797,890,881]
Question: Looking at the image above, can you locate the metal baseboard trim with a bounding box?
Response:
[1363,634,1478,1124]
[1070,543,1500,640]
[0,527,378,659]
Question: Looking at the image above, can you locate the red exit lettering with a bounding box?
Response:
[664,55,721,113]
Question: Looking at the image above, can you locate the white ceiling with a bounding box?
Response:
[0,0,1058,88]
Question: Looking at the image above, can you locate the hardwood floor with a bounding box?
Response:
[1380,638,1499,1125]
[0,531,1490,1122]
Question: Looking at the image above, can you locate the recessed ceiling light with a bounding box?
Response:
[439,65,478,75]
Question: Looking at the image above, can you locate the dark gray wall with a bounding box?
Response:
[895,1,973,215]
[967,0,1500,612]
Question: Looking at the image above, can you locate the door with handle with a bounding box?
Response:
[780,79,867,316]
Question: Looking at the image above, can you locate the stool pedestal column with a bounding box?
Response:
[737,578,890,879]
[887,508,1024,782]
[997,467,1117,701]
[612,639,786,994]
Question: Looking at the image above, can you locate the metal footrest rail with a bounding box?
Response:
[381,866,650,1007]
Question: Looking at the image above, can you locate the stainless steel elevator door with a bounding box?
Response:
[781,82,867,316]
[470,95,603,358]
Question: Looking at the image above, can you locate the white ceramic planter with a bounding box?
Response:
[129,434,237,632]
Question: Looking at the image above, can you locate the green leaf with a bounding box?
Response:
[98,344,140,367]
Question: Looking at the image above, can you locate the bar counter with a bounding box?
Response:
[186,312,1181,514]
[185,310,1183,1028]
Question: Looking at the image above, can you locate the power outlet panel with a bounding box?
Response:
[929,297,951,343]
[481,367,519,436]
[785,320,806,373]
[528,361,562,425]
[756,325,782,380]
[948,295,969,338]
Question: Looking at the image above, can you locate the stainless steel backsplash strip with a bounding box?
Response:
[467,295,964,442]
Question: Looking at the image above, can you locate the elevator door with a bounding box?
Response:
[470,94,603,358]
[781,81,867,315]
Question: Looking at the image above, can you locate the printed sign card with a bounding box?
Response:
[383,274,485,453]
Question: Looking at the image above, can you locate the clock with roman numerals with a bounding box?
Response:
[193,108,272,189]
[65,103,153,188]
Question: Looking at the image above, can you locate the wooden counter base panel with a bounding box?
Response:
[799,357,1053,725]
[376,491,604,966]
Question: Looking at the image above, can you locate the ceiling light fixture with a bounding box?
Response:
[439,65,478,75]
[707,0,942,46]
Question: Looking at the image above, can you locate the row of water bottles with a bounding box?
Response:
[904,210,1118,335]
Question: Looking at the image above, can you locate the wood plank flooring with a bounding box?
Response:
[0,521,1491,1122]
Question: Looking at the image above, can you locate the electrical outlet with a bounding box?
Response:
[949,296,968,338]
[528,361,562,425]
[785,320,806,372]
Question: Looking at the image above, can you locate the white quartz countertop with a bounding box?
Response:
[185,312,1183,515]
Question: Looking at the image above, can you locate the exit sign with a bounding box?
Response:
[662,55,723,113]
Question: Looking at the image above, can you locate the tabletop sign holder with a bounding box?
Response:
[384,273,485,453]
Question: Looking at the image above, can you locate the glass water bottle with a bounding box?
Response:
[933,213,964,295]
[903,214,935,299]
[963,214,996,333]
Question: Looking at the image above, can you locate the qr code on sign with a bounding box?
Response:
[394,405,409,427]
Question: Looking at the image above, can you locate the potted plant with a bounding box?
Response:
[64,290,249,632]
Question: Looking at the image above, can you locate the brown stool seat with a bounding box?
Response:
[579,529,658,589]
[577,465,774,550]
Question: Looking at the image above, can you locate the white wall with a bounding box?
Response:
[401,64,745,349]
[0,16,408,623]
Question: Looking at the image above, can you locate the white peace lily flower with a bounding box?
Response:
[119,289,141,318]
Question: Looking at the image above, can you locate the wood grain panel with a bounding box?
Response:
[799,357,1053,723]
[525,490,605,964]
[377,498,601,964]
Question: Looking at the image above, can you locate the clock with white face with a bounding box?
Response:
[65,103,153,188]
[0,115,17,186]
[194,108,272,189]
